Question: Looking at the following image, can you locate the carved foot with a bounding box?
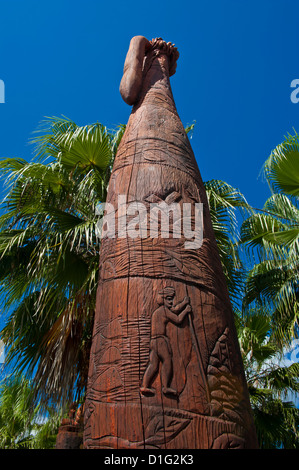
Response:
[162,387,178,397]
[140,387,156,396]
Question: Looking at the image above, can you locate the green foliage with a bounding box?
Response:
[263,130,299,197]
[237,131,299,446]
[241,131,299,347]
[236,309,299,448]
[204,179,252,308]
[0,374,60,449]
[0,116,124,411]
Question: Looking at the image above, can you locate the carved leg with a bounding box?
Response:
[161,357,177,396]
[158,338,178,397]
[140,349,159,395]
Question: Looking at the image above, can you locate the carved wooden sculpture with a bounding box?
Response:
[83,36,258,449]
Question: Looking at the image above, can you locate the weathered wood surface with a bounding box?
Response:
[56,403,83,449]
[83,36,258,449]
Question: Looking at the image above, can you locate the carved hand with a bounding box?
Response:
[185,304,192,314]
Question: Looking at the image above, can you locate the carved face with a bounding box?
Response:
[164,295,174,309]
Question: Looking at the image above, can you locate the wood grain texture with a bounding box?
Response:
[56,403,83,449]
[83,36,258,449]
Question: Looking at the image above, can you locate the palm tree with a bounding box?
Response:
[0,373,60,448]
[236,308,299,448]
[0,116,124,411]
[240,130,299,347]
[204,179,251,309]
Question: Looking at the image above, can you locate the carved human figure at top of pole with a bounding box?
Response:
[120,36,179,106]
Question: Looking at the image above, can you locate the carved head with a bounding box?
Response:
[157,287,176,308]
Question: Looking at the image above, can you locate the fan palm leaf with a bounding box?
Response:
[236,308,299,448]
[204,179,252,307]
[241,130,299,347]
[263,130,299,197]
[0,116,115,411]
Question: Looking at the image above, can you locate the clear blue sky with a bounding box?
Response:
[0,0,298,210]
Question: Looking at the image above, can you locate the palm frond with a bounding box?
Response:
[263,130,299,197]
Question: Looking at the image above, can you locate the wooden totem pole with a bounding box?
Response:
[83,36,258,449]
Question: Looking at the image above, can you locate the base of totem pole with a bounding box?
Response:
[84,402,256,449]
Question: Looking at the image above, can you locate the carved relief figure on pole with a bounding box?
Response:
[140,288,191,397]
[83,36,258,449]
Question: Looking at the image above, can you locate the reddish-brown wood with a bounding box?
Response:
[56,403,83,449]
[83,36,258,449]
